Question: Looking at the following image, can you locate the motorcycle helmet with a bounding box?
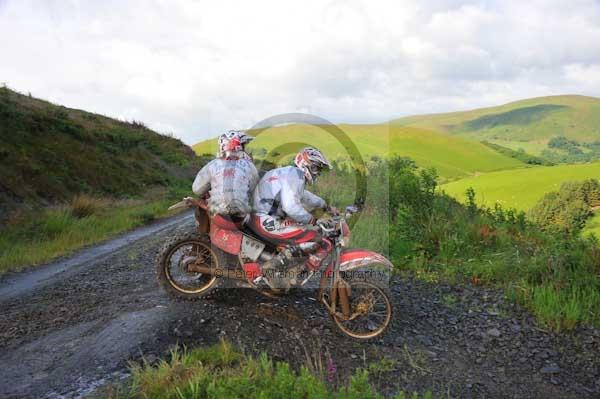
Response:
[294,147,331,184]
[218,130,254,158]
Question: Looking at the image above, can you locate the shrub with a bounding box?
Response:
[548,136,579,150]
[481,141,552,165]
[70,194,106,218]
[130,120,147,129]
[529,179,599,233]
[542,136,600,163]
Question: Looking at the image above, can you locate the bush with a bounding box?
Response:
[548,136,579,150]
[529,179,600,233]
[130,120,147,129]
[70,194,106,218]
[481,141,553,165]
[543,136,600,163]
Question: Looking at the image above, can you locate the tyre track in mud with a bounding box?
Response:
[0,216,598,398]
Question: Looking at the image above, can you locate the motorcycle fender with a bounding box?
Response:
[210,224,242,255]
[195,207,209,233]
[338,249,393,272]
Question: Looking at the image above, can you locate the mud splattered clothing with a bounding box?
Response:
[192,157,258,217]
[251,166,326,243]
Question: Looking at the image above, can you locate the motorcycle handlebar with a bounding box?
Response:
[327,206,340,217]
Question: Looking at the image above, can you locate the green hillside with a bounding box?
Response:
[392,95,600,143]
[441,162,600,210]
[0,87,200,218]
[193,124,524,179]
[441,162,600,237]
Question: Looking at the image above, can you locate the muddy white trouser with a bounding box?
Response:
[251,213,318,242]
[250,214,329,270]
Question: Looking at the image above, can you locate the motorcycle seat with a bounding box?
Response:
[211,214,246,230]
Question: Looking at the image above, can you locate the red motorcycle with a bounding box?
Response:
[156,197,393,339]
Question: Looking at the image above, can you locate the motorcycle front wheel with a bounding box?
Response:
[331,269,393,340]
[156,232,221,300]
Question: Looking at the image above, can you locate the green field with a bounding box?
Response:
[441,162,600,210]
[582,213,600,237]
[441,162,600,236]
[193,124,524,179]
[391,95,600,142]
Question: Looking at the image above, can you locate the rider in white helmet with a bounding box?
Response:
[192,130,258,219]
[250,147,335,281]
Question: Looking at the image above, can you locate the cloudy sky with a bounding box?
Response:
[2,0,600,144]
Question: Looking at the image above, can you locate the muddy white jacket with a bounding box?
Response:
[192,157,259,217]
[253,166,327,224]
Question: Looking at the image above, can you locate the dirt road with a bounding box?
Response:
[0,213,598,398]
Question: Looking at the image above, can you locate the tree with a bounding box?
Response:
[529,179,599,234]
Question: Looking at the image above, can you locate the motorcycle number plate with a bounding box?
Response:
[240,235,265,261]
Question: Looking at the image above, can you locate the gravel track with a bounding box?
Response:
[0,215,598,398]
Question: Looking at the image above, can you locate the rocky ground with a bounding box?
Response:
[0,215,598,398]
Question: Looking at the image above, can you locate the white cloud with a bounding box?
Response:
[565,63,600,86]
[1,0,600,144]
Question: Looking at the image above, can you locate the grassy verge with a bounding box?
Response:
[98,340,433,399]
[393,180,600,331]
[0,190,188,275]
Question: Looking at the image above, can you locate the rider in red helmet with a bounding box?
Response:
[250,147,336,286]
[192,130,258,220]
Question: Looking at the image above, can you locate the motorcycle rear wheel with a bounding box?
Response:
[156,232,221,300]
[331,271,393,340]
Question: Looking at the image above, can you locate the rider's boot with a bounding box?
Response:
[257,250,291,290]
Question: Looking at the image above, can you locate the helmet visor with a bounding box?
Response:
[309,163,323,177]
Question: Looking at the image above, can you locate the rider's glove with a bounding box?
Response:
[316,218,335,232]
[326,205,339,216]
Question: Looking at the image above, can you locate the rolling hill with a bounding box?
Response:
[193,124,525,179]
[391,95,600,143]
[0,87,201,217]
[441,162,600,211]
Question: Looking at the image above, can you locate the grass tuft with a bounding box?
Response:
[100,340,434,399]
[70,194,107,218]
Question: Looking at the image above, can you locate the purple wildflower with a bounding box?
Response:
[327,356,337,383]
